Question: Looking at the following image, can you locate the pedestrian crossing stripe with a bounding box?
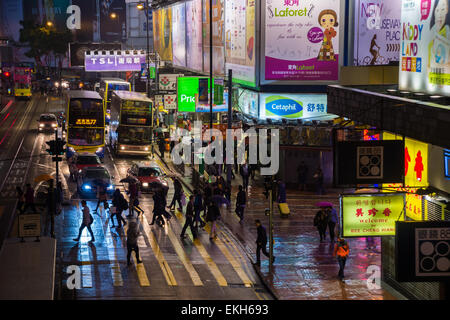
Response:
[98,207,124,287]
[140,213,177,286]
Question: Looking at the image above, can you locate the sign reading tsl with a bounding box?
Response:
[85,50,146,72]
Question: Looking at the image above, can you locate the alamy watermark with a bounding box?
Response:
[366,265,381,291]
[170,121,280,176]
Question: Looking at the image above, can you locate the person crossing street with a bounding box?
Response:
[254,219,275,267]
[333,237,350,280]
[73,200,95,242]
[180,195,197,239]
[235,185,246,223]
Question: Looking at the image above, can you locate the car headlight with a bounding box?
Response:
[68,147,75,152]
[142,183,149,187]
[96,147,103,153]
[78,169,82,173]
[107,184,114,190]
[82,184,92,190]
[144,147,149,151]
[120,146,125,150]
[51,123,57,127]
[39,124,44,127]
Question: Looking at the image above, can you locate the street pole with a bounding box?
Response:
[227,69,232,187]
[209,0,213,134]
[146,0,151,98]
[269,177,274,270]
[53,129,59,238]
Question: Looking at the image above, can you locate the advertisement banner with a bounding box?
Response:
[354,0,402,65]
[236,88,259,117]
[153,9,162,59]
[259,93,327,120]
[100,0,126,42]
[85,51,146,72]
[186,0,203,71]
[341,194,405,237]
[264,0,340,81]
[399,0,450,96]
[172,2,186,67]
[164,94,177,110]
[177,77,228,113]
[70,43,122,67]
[159,73,184,91]
[225,0,256,87]
[203,0,225,75]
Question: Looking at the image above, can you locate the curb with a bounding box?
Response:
[156,153,280,300]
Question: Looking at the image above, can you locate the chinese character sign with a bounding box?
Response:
[341,194,405,237]
[415,227,450,277]
[264,0,340,81]
[399,0,450,96]
[85,51,146,72]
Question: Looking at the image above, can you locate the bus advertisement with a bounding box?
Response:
[66,90,105,159]
[13,67,32,99]
[99,78,131,124]
[110,90,153,156]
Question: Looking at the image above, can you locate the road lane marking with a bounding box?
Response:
[97,206,124,287]
[140,213,177,286]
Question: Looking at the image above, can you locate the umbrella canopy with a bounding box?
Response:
[34,174,55,183]
[120,176,138,184]
[315,201,334,207]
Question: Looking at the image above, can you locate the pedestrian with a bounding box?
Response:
[254,219,275,267]
[204,182,213,205]
[44,180,56,238]
[297,161,308,191]
[127,181,138,217]
[73,200,95,242]
[56,181,63,216]
[365,236,376,249]
[93,184,109,213]
[126,220,142,266]
[23,183,37,214]
[240,163,250,190]
[205,200,221,240]
[235,185,247,222]
[150,188,171,226]
[327,206,338,242]
[159,137,165,159]
[314,207,328,242]
[333,237,350,280]
[68,157,77,182]
[16,186,25,214]
[193,189,206,229]
[180,195,197,239]
[313,167,325,195]
[277,180,286,204]
[111,189,127,228]
[168,178,183,212]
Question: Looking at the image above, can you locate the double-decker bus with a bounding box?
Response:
[110,90,153,156]
[66,91,105,159]
[13,66,32,99]
[99,78,131,124]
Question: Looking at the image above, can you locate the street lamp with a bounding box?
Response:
[110,12,117,19]
[46,21,53,27]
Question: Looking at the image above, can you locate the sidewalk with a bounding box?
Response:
[157,153,405,300]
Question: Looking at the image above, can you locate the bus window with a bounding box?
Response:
[68,128,104,146]
[69,99,104,126]
[121,100,152,126]
[118,127,151,145]
[107,83,130,101]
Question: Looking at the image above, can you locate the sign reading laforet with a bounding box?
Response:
[399,0,450,96]
[354,0,402,66]
[264,0,340,81]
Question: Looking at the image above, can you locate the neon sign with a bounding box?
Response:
[75,119,97,125]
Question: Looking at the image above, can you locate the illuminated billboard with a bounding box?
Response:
[259,93,327,120]
[177,77,228,113]
[399,0,450,96]
[264,0,341,81]
[203,0,225,75]
[153,7,173,62]
[224,0,256,87]
[354,0,401,66]
[172,2,186,67]
[341,193,405,237]
[186,0,203,71]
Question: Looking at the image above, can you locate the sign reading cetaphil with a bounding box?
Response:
[264,0,341,81]
[399,0,450,96]
[85,50,146,72]
[341,193,405,237]
[259,93,327,120]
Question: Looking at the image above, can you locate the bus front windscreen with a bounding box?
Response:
[69,99,104,127]
[118,126,151,145]
[121,100,152,126]
[68,128,104,146]
[107,83,130,100]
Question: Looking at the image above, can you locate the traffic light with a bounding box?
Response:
[4,71,10,77]
[46,139,66,155]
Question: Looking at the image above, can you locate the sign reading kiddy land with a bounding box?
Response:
[341,193,405,237]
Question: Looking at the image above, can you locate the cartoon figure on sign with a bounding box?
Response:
[317,9,338,61]
[415,151,424,182]
[428,0,450,76]
[405,147,411,176]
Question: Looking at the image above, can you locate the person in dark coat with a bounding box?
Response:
[254,219,275,267]
[23,183,37,214]
[205,200,220,240]
[111,189,127,228]
[126,220,142,266]
[193,189,206,229]
[150,189,170,226]
[277,180,286,203]
[313,167,325,195]
[235,185,247,222]
[297,161,308,191]
[314,207,329,242]
[180,195,197,239]
[168,178,183,212]
[240,163,250,190]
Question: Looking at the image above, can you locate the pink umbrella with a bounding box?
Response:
[315,201,334,207]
